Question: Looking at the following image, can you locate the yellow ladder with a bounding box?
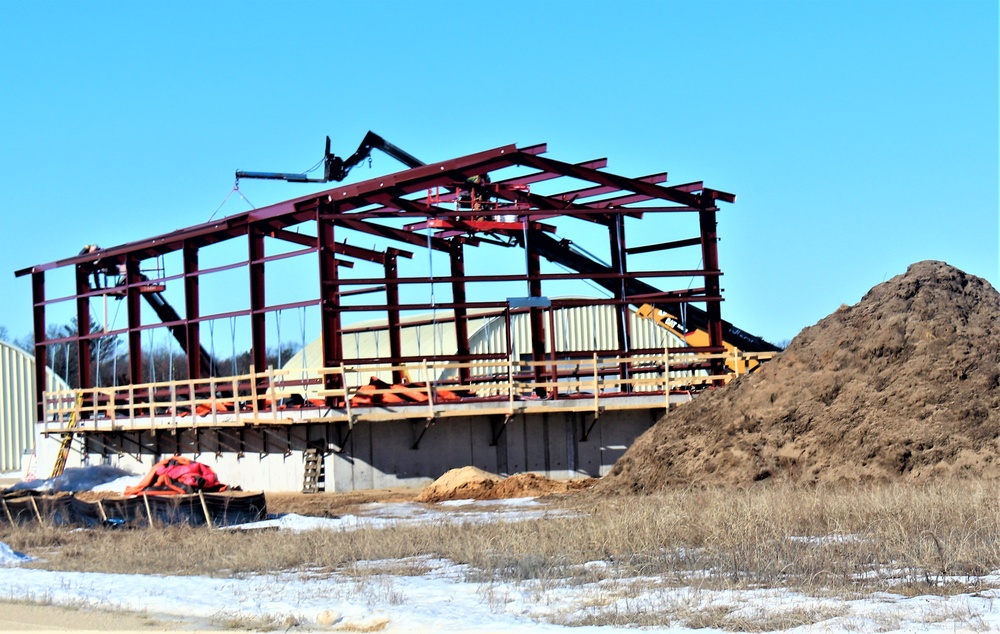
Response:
[50,393,83,478]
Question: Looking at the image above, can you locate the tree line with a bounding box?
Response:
[0,320,298,389]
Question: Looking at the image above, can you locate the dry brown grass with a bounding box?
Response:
[4,480,1000,605]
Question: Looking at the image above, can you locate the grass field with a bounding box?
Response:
[3,481,1000,630]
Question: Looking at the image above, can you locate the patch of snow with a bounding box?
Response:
[4,500,999,632]
[229,498,570,533]
[90,474,143,493]
[788,533,864,545]
[0,542,34,567]
[437,498,476,506]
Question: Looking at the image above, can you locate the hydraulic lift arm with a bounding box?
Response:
[235,131,425,183]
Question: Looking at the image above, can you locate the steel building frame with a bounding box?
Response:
[17,141,768,428]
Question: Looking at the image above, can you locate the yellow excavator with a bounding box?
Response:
[635,303,773,377]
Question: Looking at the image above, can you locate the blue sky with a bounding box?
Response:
[1,0,997,350]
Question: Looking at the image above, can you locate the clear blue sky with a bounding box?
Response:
[1,0,997,349]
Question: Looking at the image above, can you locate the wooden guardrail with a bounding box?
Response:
[40,349,775,434]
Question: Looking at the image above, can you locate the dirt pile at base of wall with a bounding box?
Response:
[417,467,594,503]
[598,261,1000,491]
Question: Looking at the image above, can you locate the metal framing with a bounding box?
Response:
[16,142,777,436]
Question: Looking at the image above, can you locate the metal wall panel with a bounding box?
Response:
[0,341,68,472]
[281,304,696,396]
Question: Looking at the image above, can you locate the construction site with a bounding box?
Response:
[14,133,778,492]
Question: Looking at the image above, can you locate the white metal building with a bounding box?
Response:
[0,340,70,472]
[281,303,691,394]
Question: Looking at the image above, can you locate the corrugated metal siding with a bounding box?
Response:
[282,304,695,396]
[0,341,69,472]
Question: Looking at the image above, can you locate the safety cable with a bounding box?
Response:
[229,318,237,376]
[275,309,282,369]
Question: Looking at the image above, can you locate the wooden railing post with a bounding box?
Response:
[592,352,599,415]
[664,347,671,412]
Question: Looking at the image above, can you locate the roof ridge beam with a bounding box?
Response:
[516,153,719,209]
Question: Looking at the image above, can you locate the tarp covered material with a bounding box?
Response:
[7,465,134,493]
[123,457,227,496]
[0,490,267,528]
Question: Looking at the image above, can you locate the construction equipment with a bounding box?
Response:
[635,304,770,374]
[236,131,423,184]
[50,393,83,478]
[238,132,779,359]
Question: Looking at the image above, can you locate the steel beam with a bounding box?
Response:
[525,233,547,397]
[75,265,92,391]
[317,203,343,400]
[608,214,632,390]
[517,153,709,209]
[31,272,46,421]
[183,241,203,378]
[126,254,142,385]
[249,223,267,372]
[450,243,471,385]
[699,208,725,382]
[626,237,702,255]
[385,252,403,385]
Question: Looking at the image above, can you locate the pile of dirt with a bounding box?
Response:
[415,466,501,502]
[417,467,594,503]
[599,261,1000,491]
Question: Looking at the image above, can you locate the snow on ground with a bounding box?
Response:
[0,542,33,566]
[230,497,564,533]
[1,500,999,632]
[90,474,143,493]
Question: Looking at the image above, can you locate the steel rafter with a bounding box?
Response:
[18,138,776,447]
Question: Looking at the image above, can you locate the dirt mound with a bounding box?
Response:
[417,467,593,503]
[416,467,502,502]
[599,261,1000,491]
[491,473,594,498]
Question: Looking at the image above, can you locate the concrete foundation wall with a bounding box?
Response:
[45,408,659,493]
[331,409,657,491]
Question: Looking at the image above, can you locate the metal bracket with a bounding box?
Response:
[491,413,513,446]
[332,422,353,455]
[215,428,244,457]
[115,431,144,462]
[260,427,292,457]
[411,419,434,450]
[582,409,603,442]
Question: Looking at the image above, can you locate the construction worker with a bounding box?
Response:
[79,244,102,288]
[469,174,491,211]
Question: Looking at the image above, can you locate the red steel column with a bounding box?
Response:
[249,224,267,373]
[31,271,47,421]
[385,252,403,384]
[527,241,547,397]
[126,254,143,384]
[183,241,202,379]
[318,203,343,402]
[699,207,725,382]
[450,242,471,385]
[75,265,92,391]
[608,214,632,391]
